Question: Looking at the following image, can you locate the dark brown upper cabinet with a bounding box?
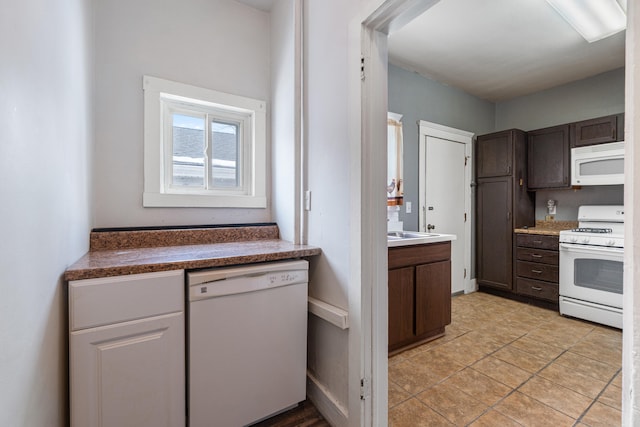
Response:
[571,113,624,148]
[527,124,570,190]
[476,131,513,178]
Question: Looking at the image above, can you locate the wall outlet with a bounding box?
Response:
[406,201,412,214]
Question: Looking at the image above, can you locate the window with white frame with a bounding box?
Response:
[143,76,267,208]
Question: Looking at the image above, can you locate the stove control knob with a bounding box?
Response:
[569,236,578,243]
[607,240,616,246]
[581,237,590,244]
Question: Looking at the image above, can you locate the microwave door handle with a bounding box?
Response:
[559,243,624,255]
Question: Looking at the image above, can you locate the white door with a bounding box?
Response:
[419,122,474,295]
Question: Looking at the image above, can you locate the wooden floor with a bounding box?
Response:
[252,400,330,427]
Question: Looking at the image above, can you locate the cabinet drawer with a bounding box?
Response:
[388,242,450,269]
[516,234,559,250]
[516,261,559,283]
[516,247,558,265]
[516,278,558,301]
[69,270,184,331]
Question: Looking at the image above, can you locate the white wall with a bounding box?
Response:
[0,0,93,425]
[271,0,299,242]
[496,67,625,131]
[388,63,495,230]
[93,0,272,228]
[533,186,624,220]
[304,0,366,422]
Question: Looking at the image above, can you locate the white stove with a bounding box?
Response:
[559,205,624,329]
[559,205,624,248]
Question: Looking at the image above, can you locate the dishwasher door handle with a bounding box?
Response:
[189,274,268,301]
[188,268,309,301]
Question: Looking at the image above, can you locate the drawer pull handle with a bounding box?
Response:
[533,240,543,244]
[531,286,543,291]
[531,269,543,274]
[531,254,543,258]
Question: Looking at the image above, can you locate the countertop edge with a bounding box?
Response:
[387,233,456,248]
[513,228,562,236]
[65,243,322,281]
[514,220,577,236]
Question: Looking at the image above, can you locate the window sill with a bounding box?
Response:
[143,192,267,208]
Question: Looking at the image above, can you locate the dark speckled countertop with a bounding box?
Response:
[514,220,578,236]
[65,224,321,281]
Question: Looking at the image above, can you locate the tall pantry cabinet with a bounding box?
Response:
[476,129,535,291]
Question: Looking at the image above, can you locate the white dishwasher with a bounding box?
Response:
[187,260,308,427]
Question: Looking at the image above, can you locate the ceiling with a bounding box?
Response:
[235,0,625,102]
[388,0,626,102]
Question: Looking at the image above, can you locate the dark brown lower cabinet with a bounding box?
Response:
[514,234,559,303]
[388,242,452,354]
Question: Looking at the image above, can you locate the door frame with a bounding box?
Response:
[354,1,442,425]
[418,121,474,294]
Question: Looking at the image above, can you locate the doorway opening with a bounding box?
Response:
[358,0,633,425]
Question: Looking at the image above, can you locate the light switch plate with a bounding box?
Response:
[406,201,412,214]
[304,190,311,211]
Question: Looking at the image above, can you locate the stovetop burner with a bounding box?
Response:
[571,228,613,233]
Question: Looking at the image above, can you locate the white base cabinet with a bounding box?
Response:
[69,270,185,427]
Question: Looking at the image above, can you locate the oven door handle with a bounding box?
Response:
[559,243,624,255]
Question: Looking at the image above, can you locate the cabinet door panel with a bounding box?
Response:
[415,260,451,336]
[572,115,619,147]
[528,125,570,189]
[477,177,513,290]
[388,267,415,348]
[70,312,185,427]
[476,132,513,178]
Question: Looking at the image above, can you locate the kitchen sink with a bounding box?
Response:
[387,230,456,247]
[387,231,438,239]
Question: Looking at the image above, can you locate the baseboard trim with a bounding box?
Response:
[306,371,348,427]
[465,278,478,294]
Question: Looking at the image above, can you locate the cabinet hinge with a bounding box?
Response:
[464,212,467,222]
[360,377,370,400]
[360,56,365,81]
[464,268,467,279]
[464,156,468,166]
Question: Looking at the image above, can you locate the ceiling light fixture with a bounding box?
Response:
[546,0,627,43]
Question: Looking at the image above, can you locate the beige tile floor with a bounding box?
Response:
[388,291,622,427]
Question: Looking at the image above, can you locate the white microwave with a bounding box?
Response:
[571,141,624,186]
